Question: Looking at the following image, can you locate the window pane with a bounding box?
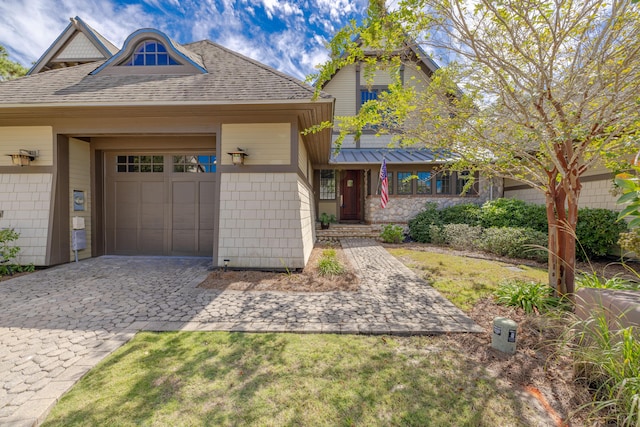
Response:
[168,56,180,65]
[153,165,164,173]
[135,44,145,53]
[128,164,139,173]
[319,170,336,200]
[397,172,412,195]
[360,90,378,105]
[117,155,126,163]
[133,54,144,65]
[140,156,151,163]
[388,172,394,195]
[146,54,156,65]
[140,164,151,173]
[117,165,127,173]
[436,173,451,194]
[157,43,167,52]
[153,156,163,163]
[146,41,156,52]
[174,165,184,173]
[416,171,432,194]
[157,54,168,65]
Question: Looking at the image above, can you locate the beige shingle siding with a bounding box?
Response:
[57,33,104,60]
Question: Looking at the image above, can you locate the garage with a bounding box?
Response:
[105,152,216,256]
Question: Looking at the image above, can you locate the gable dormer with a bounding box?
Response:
[28,16,118,75]
[90,29,207,76]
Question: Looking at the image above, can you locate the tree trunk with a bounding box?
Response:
[546,177,580,297]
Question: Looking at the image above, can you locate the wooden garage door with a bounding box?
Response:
[105,153,216,256]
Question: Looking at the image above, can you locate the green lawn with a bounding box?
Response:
[43,332,535,427]
[386,248,548,310]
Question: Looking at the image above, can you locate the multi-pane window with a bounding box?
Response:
[388,172,394,195]
[173,155,216,173]
[121,40,180,66]
[416,171,432,194]
[360,89,378,105]
[435,172,451,194]
[320,170,336,200]
[116,155,164,173]
[397,172,412,195]
[456,171,478,195]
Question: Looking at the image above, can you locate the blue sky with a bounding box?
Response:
[0,0,369,80]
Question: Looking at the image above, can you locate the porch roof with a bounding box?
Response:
[330,148,448,164]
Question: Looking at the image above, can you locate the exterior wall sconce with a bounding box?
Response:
[227,148,248,165]
[7,149,39,166]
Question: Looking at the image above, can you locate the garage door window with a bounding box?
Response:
[173,155,216,173]
[116,155,164,173]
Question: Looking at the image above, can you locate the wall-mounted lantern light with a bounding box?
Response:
[7,149,38,166]
[227,148,248,166]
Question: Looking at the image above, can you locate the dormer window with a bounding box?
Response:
[120,41,180,66]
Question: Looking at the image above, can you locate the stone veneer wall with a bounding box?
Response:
[217,172,314,269]
[0,173,52,265]
[366,176,500,223]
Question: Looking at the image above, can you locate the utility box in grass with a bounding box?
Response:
[492,317,517,354]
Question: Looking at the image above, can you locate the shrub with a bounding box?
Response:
[317,249,344,276]
[440,223,483,249]
[480,198,548,232]
[439,203,482,226]
[0,228,21,276]
[494,279,560,313]
[570,311,640,426]
[478,227,548,261]
[408,202,442,243]
[618,230,640,255]
[576,272,640,291]
[380,224,404,244]
[428,225,447,245]
[575,208,627,261]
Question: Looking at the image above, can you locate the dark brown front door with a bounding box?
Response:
[340,170,362,221]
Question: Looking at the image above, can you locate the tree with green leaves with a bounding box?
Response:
[312,0,640,296]
[0,44,27,81]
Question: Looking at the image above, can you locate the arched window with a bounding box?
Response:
[120,40,180,66]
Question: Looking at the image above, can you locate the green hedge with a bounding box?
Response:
[408,199,625,261]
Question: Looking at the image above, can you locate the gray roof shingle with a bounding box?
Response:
[0,39,331,105]
[331,148,453,164]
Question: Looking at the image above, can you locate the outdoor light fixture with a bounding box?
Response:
[7,149,38,166]
[223,259,230,272]
[227,148,248,165]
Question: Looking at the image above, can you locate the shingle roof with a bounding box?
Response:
[331,148,452,164]
[0,39,331,105]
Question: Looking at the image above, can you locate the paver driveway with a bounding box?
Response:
[0,238,481,426]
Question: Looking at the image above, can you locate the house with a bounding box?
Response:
[0,17,333,270]
[317,44,499,226]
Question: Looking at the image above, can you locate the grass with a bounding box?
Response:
[43,332,536,427]
[317,248,345,276]
[386,248,548,310]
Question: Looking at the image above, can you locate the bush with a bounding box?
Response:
[576,272,640,291]
[380,224,404,244]
[439,203,482,226]
[478,227,548,261]
[0,228,21,276]
[575,208,627,261]
[618,230,640,256]
[480,198,548,232]
[317,249,344,276]
[440,224,483,249]
[408,202,442,243]
[570,311,640,426]
[494,279,560,313]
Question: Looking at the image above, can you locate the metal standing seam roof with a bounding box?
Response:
[331,148,452,164]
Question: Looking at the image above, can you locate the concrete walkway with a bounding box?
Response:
[0,238,481,426]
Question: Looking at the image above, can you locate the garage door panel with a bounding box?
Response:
[106,152,216,256]
[140,229,164,254]
[115,228,138,253]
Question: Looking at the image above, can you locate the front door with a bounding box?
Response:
[340,170,361,221]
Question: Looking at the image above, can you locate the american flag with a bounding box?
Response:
[380,158,389,208]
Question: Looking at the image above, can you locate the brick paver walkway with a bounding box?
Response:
[0,238,481,426]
